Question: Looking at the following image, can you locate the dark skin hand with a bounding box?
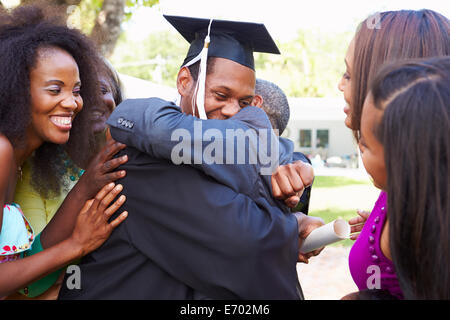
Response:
[271,160,314,208]
[271,159,323,263]
[77,138,128,199]
[294,212,325,263]
[0,183,128,297]
[40,138,128,248]
[0,134,128,297]
[348,209,370,240]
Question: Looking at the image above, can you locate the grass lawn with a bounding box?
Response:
[312,175,371,188]
[307,176,373,247]
[308,208,357,247]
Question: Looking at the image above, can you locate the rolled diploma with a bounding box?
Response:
[300,219,350,253]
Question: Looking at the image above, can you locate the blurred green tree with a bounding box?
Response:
[112,28,353,97]
[111,30,188,87]
[6,0,159,57]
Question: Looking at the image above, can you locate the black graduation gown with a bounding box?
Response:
[58,147,303,300]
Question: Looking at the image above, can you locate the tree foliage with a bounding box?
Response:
[3,0,159,57]
[254,29,353,97]
[5,0,352,96]
[123,0,157,19]
[111,28,354,97]
[111,30,189,87]
[79,0,159,57]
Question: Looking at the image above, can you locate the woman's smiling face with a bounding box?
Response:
[338,37,355,129]
[28,46,83,147]
[90,76,116,134]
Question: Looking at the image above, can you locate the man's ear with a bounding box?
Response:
[177,66,194,97]
[252,94,264,108]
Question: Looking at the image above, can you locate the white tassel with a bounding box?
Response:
[194,19,213,120]
[195,45,209,119]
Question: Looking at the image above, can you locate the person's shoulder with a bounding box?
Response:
[0,135,14,183]
[107,97,178,128]
[230,106,272,129]
[116,97,176,111]
[0,134,13,149]
[0,134,14,162]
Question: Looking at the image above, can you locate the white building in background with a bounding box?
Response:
[118,74,361,168]
[282,98,360,168]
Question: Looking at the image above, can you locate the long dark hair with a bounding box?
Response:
[370,56,450,299]
[0,5,103,197]
[351,9,450,140]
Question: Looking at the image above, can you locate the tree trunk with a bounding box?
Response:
[19,0,132,58]
[21,0,82,17]
[90,0,125,58]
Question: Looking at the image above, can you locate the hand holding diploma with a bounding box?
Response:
[294,212,325,263]
[299,219,351,254]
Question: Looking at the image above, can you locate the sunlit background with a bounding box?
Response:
[1,0,448,298]
[130,0,450,40]
[111,0,449,97]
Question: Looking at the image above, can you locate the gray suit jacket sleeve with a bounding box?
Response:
[107,98,281,196]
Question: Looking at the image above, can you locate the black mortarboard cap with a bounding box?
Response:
[164,15,280,70]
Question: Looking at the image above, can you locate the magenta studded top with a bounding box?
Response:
[348,191,403,299]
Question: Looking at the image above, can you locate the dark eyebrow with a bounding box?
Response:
[99,79,110,87]
[45,80,81,87]
[45,79,64,85]
[214,85,231,92]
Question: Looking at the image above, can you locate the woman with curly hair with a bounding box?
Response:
[8,56,126,300]
[14,57,125,239]
[0,5,128,298]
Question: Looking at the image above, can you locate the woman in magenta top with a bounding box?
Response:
[357,57,449,299]
[337,10,450,299]
[348,192,402,299]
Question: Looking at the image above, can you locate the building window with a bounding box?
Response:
[316,129,329,148]
[299,129,312,147]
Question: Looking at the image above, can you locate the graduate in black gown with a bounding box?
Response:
[58,16,324,300]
